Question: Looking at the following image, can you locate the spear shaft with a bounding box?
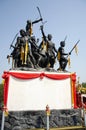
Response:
[10,33,19,49]
[67,40,80,58]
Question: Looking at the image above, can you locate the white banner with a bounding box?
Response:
[7,72,72,111]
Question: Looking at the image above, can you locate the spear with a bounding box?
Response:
[10,33,19,49]
[67,40,80,57]
[64,35,67,42]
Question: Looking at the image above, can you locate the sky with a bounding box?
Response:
[0,0,86,83]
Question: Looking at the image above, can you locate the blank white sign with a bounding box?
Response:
[7,71,72,111]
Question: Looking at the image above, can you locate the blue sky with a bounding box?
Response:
[0,0,86,83]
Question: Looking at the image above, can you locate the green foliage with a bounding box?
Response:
[0,83,4,105]
[82,82,86,88]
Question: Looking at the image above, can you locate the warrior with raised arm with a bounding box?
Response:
[26,18,42,37]
[39,25,57,68]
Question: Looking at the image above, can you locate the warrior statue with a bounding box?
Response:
[10,29,36,68]
[39,25,57,68]
[26,18,42,37]
[57,41,71,71]
[29,36,43,68]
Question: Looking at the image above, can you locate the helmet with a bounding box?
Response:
[47,34,52,40]
[60,41,65,47]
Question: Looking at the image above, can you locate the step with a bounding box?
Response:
[22,126,86,130]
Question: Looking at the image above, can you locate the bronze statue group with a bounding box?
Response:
[7,17,78,72]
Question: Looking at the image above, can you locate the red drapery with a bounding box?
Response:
[2,71,77,110]
[2,71,75,80]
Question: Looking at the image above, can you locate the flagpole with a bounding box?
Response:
[1,111,5,130]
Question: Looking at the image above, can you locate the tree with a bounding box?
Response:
[82,82,86,88]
